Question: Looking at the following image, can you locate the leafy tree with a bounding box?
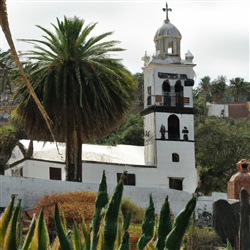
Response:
[195,116,250,194]
[15,17,134,182]
[229,77,250,102]
[0,124,26,174]
[210,75,227,104]
[133,72,144,107]
[94,113,144,146]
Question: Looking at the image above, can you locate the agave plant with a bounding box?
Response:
[0,171,197,250]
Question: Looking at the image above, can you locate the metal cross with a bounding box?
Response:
[162,2,172,22]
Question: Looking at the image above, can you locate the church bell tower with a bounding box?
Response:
[141,3,198,193]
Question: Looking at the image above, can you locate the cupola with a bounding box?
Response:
[154,3,181,63]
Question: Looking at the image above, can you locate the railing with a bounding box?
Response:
[162,92,184,108]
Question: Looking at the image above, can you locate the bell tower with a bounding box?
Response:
[141,3,198,193]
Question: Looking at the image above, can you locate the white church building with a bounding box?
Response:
[4,4,202,214]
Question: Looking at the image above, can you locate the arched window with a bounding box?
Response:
[168,115,180,140]
[162,80,170,106]
[162,80,170,92]
[172,153,180,162]
[175,80,183,107]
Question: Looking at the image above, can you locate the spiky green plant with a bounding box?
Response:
[103,179,124,250]
[137,194,155,250]
[3,199,21,250]
[154,196,172,250]
[54,204,73,250]
[165,196,197,250]
[0,195,16,247]
[91,170,109,250]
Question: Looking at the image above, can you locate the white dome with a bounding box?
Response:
[154,21,182,41]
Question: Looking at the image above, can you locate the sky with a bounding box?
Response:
[1,0,249,87]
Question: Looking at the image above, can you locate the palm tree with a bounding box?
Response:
[211,75,227,104]
[199,76,211,115]
[229,77,248,102]
[0,0,54,139]
[15,16,134,182]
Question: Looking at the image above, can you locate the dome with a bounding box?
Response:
[154,21,182,41]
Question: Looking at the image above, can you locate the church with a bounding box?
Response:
[6,4,198,196]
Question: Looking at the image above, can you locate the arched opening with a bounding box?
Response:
[162,80,170,106]
[172,153,180,162]
[168,115,180,140]
[175,80,183,107]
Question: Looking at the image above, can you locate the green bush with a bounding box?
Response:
[183,226,226,250]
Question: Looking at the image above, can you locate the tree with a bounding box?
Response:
[195,116,250,194]
[229,77,249,102]
[15,17,134,182]
[198,76,211,115]
[94,113,144,146]
[210,75,227,104]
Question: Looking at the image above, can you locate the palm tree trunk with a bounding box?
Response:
[0,0,55,141]
[66,129,82,182]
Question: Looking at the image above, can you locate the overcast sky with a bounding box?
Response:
[1,0,249,86]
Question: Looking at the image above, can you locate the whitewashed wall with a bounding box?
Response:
[0,175,192,216]
[0,175,229,218]
[207,104,229,117]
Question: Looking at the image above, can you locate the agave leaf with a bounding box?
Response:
[226,239,233,250]
[29,208,50,250]
[21,214,36,250]
[72,221,83,250]
[3,199,21,250]
[145,240,157,250]
[165,196,197,250]
[103,179,124,250]
[50,236,60,250]
[115,213,123,249]
[82,217,90,250]
[0,195,16,247]
[137,195,155,250]
[123,212,131,232]
[17,199,23,250]
[91,171,108,250]
[118,231,130,250]
[154,196,172,250]
[54,204,73,250]
[96,212,105,250]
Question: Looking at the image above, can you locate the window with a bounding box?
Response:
[147,96,152,105]
[49,167,62,180]
[147,86,151,95]
[172,153,179,162]
[168,41,173,54]
[168,115,180,140]
[169,178,183,190]
[117,173,136,186]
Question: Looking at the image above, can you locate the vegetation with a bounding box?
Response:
[14,16,134,182]
[195,115,250,194]
[0,171,197,250]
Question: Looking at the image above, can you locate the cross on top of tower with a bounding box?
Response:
[162,2,172,22]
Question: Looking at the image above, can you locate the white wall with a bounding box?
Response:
[207,104,229,117]
[0,175,192,216]
[0,175,229,219]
